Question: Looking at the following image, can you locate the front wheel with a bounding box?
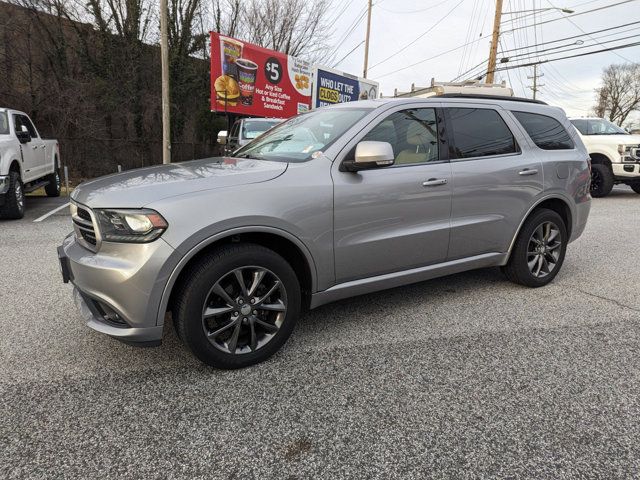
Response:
[501,209,568,288]
[629,183,640,194]
[0,172,25,219]
[173,243,301,369]
[590,163,614,198]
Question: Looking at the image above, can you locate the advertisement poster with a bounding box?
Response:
[311,66,380,109]
[210,32,312,117]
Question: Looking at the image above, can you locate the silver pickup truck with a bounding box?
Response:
[0,108,61,219]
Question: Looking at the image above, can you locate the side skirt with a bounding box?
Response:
[310,252,507,309]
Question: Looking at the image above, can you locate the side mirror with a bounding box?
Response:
[217,130,228,145]
[16,125,31,144]
[342,141,395,172]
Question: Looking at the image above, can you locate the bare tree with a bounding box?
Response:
[212,0,334,63]
[212,0,243,38]
[593,64,640,126]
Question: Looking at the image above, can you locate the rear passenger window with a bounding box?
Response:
[447,108,518,159]
[513,111,574,150]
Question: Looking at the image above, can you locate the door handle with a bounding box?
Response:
[518,168,538,176]
[422,178,448,187]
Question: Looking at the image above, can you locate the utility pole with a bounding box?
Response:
[486,0,503,84]
[160,0,171,164]
[363,0,373,78]
[527,64,545,100]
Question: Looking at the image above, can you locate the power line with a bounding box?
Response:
[333,41,365,67]
[500,0,639,35]
[491,40,640,73]
[500,0,610,25]
[499,20,640,52]
[502,33,640,63]
[545,0,636,62]
[377,0,454,14]
[368,0,466,71]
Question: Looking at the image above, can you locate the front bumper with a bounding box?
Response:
[60,232,175,345]
[0,175,9,195]
[613,162,640,178]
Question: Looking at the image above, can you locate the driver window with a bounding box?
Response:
[362,108,439,165]
[230,121,240,139]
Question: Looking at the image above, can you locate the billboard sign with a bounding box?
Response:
[210,32,312,117]
[311,66,379,109]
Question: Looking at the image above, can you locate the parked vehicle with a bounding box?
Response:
[59,96,591,369]
[218,117,284,154]
[570,117,640,197]
[0,108,61,219]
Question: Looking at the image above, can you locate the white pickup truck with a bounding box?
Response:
[0,108,61,219]
[569,117,640,198]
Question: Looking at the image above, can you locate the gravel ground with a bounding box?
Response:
[1,189,639,479]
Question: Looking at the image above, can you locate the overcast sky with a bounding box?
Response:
[326,0,640,124]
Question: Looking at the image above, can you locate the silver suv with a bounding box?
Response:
[58,97,591,369]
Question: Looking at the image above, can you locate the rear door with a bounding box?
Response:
[445,104,543,260]
[332,105,452,283]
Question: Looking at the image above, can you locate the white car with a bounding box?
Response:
[0,108,61,218]
[569,117,640,197]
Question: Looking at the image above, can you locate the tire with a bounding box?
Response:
[501,208,568,288]
[0,171,25,219]
[44,168,61,197]
[629,183,640,194]
[590,163,614,198]
[173,243,301,369]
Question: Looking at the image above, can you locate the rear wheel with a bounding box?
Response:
[0,171,25,219]
[44,168,61,197]
[173,243,301,369]
[502,208,567,288]
[590,163,614,198]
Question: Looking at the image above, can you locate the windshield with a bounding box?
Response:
[571,118,628,135]
[0,112,9,135]
[234,108,373,162]
[242,120,282,140]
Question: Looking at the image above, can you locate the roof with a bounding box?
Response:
[243,117,285,122]
[328,96,553,109]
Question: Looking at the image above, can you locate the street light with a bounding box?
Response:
[503,7,574,15]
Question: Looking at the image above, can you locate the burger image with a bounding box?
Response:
[214,74,240,102]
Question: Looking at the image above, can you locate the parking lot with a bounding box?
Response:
[1,188,640,479]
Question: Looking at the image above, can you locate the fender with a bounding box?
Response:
[587,150,614,163]
[153,225,319,326]
[504,193,574,263]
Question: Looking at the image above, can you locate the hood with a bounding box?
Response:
[579,133,640,144]
[71,157,288,208]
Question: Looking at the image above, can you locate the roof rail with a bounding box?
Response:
[437,93,548,105]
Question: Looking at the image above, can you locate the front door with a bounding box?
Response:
[444,105,543,260]
[333,106,452,284]
[13,114,42,183]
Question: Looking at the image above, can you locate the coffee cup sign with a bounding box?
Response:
[236,59,258,105]
[210,33,312,117]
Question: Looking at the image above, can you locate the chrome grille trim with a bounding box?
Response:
[70,201,101,252]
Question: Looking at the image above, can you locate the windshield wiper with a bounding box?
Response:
[235,153,264,159]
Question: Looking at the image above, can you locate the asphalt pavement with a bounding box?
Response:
[1,189,640,479]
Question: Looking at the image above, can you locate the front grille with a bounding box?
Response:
[72,204,98,248]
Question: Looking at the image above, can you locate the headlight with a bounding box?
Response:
[95,209,168,243]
